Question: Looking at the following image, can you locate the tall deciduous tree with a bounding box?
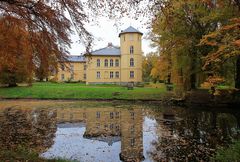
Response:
[0,16,32,86]
[151,0,239,90]
[0,0,144,86]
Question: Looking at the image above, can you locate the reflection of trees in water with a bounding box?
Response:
[150,108,240,162]
[0,107,57,153]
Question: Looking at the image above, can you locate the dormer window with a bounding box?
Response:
[130,46,134,54]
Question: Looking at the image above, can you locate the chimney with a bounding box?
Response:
[108,42,113,47]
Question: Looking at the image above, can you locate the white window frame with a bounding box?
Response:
[115,71,119,78]
[104,59,108,67]
[130,58,134,67]
[97,59,100,67]
[97,71,101,79]
[110,59,113,67]
[115,59,119,67]
[130,71,134,78]
[110,71,114,78]
[130,46,134,54]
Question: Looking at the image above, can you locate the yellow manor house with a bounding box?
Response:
[56,26,143,85]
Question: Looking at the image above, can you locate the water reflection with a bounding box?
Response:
[56,107,144,162]
[0,107,57,152]
[0,101,239,162]
[150,107,240,162]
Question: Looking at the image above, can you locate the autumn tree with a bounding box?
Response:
[0,17,32,86]
[0,0,147,86]
[200,19,240,88]
[142,52,159,82]
[151,0,239,90]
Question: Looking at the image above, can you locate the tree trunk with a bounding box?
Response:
[8,73,17,87]
[190,73,196,89]
[235,55,240,89]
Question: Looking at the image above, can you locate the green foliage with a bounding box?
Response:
[212,140,240,162]
[151,0,240,90]
[142,52,160,82]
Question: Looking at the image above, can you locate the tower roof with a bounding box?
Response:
[119,26,143,37]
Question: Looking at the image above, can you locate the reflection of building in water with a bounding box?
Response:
[56,107,144,162]
[120,108,144,162]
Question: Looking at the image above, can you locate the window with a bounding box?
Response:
[104,59,108,67]
[129,34,134,41]
[110,72,114,78]
[110,59,113,67]
[130,125,135,133]
[130,46,134,54]
[116,125,120,131]
[61,64,65,71]
[110,123,114,130]
[97,59,100,67]
[110,112,114,119]
[115,112,119,118]
[84,65,87,70]
[130,58,134,67]
[130,71,134,78]
[130,112,135,120]
[84,74,86,79]
[115,71,119,78]
[115,59,119,67]
[97,71,100,79]
[61,74,64,80]
[96,112,100,118]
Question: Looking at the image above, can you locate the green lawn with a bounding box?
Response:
[0,82,167,100]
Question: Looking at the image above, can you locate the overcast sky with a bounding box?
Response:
[68,16,156,56]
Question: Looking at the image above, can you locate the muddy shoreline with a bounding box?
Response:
[0,96,239,108]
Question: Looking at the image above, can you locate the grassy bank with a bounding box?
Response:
[0,147,72,162]
[0,82,167,100]
[212,140,240,162]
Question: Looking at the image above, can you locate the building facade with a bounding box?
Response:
[56,26,143,85]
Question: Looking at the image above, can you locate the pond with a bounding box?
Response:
[0,100,239,162]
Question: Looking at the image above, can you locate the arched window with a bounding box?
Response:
[97,59,100,67]
[130,58,134,67]
[115,59,119,67]
[104,59,108,67]
[110,59,113,67]
[130,46,134,54]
